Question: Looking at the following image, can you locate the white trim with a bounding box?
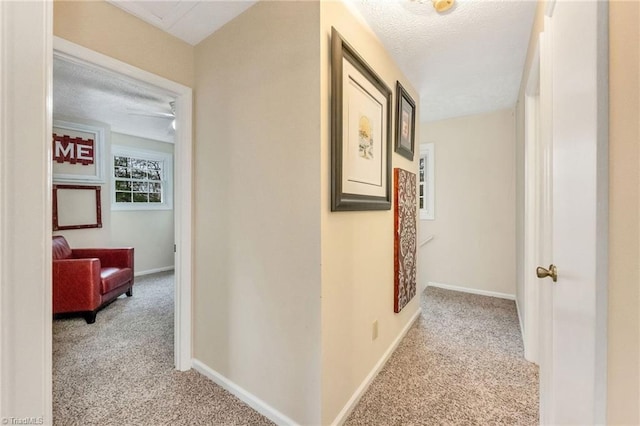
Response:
[134,266,174,277]
[192,359,299,426]
[538,18,554,424]
[53,37,193,371]
[0,1,53,421]
[330,308,421,426]
[516,297,525,345]
[418,143,435,220]
[173,89,193,371]
[545,0,556,18]
[427,281,516,300]
[523,37,542,365]
[419,235,434,247]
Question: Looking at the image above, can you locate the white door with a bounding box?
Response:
[538,1,608,424]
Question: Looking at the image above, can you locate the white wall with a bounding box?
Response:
[319,2,421,423]
[52,126,175,274]
[193,2,321,424]
[419,108,516,296]
[110,132,174,274]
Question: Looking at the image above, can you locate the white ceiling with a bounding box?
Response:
[347,0,537,122]
[53,56,176,144]
[107,0,257,45]
[55,0,537,137]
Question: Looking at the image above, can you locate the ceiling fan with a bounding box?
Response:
[126,101,176,131]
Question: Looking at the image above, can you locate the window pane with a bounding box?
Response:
[133,193,148,203]
[419,198,424,209]
[149,182,161,193]
[115,167,130,178]
[149,193,162,203]
[147,170,162,181]
[132,182,148,192]
[130,158,146,169]
[116,192,132,203]
[114,156,129,167]
[131,168,146,179]
[115,180,131,191]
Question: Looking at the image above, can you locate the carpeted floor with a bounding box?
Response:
[345,286,539,425]
[53,272,273,426]
[54,275,537,425]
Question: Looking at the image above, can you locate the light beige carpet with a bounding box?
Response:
[53,272,273,426]
[345,286,539,425]
[54,275,537,425]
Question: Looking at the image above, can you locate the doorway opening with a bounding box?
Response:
[51,37,193,421]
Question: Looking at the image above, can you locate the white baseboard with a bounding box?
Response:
[134,266,174,277]
[330,308,422,426]
[515,297,525,339]
[427,281,515,300]
[192,359,299,426]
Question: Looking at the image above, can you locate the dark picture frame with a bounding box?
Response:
[53,184,103,231]
[331,27,392,211]
[394,81,416,161]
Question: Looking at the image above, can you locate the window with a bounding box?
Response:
[419,143,435,220]
[111,145,173,210]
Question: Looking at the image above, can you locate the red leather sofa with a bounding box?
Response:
[52,236,134,323]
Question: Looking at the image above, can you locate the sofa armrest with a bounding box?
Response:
[52,258,102,313]
[72,247,134,269]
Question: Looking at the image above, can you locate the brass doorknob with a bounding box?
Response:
[536,264,558,282]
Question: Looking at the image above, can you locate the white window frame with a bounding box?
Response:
[111,145,173,211]
[420,143,435,220]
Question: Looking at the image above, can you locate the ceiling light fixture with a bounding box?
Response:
[411,0,455,14]
[432,0,454,13]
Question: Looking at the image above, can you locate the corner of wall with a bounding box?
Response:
[319,1,421,423]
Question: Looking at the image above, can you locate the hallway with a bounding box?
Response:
[53,275,537,425]
[346,287,539,425]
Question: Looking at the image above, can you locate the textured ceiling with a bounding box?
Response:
[348,0,538,122]
[53,56,176,143]
[107,0,258,45]
[63,0,537,134]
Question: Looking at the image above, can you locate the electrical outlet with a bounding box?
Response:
[372,320,378,340]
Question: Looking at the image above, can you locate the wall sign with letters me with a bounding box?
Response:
[53,134,95,165]
[52,120,106,184]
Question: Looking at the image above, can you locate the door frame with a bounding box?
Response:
[523,43,541,364]
[52,37,193,371]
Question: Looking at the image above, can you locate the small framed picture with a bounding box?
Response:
[395,81,416,161]
[53,184,103,231]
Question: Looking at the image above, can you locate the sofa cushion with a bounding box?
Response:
[52,236,73,260]
[100,267,133,294]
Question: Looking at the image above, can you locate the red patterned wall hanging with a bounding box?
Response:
[394,168,417,313]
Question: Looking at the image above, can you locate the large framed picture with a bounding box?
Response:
[52,120,106,184]
[394,168,417,313]
[331,27,392,211]
[394,81,416,161]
